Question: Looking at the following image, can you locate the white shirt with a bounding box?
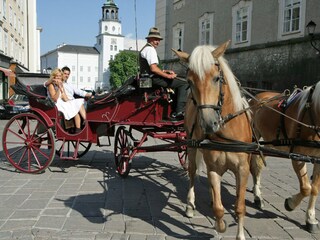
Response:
[63,81,87,100]
[140,45,159,66]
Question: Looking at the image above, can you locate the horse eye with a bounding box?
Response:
[213,75,220,82]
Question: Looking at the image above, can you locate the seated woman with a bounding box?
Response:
[47,68,86,133]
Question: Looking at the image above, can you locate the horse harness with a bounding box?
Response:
[261,84,320,151]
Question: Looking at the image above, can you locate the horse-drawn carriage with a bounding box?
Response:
[2,41,320,239]
[2,72,187,177]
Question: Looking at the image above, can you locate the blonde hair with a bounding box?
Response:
[49,68,62,82]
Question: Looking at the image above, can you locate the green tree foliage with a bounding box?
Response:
[109,51,139,89]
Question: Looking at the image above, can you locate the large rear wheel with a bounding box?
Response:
[2,113,56,173]
[55,140,92,159]
[114,126,132,178]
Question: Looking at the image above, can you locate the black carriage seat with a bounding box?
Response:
[87,76,137,109]
[12,77,55,109]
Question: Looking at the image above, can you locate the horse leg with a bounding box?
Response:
[250,154,265,209]
[234,162,250,240]
[186,148,198,218]
[208,171,227,234]
[305,164,320,233]
[285,160,311,211]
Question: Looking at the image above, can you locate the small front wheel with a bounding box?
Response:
[114,126,132,178]
[2,113,56,173]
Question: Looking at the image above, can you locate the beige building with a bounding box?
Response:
[156,0,320,90]
[0,0,40,99]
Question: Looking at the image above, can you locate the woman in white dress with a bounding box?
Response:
[47,68,86,133]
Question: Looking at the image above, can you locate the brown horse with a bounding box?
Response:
[173,41,252,240]
[251,86,320,233]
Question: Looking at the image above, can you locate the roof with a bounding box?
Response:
[104,0,118,8]
[56,45,99,55]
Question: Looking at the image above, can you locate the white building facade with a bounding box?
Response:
[0,0,40,100]
[40,45,99,91]
[0,0,40,72]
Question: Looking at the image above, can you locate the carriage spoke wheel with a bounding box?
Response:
[2,113,56,173]
[114,126,132,178]
[55,140,92,159]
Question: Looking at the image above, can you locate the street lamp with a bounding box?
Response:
[306,20,320,54]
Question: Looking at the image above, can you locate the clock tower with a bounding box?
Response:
[95,0,124,91]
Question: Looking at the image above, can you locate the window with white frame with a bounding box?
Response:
[199,13,213,45]
[236,7,248,43]
[283,0,301,33]
[3,0,6,19]
[232,1,252,47]
[4,32,8,54]
[278,0,306,39]
[172,23,184,51]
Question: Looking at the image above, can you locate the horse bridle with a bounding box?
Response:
[188,62,226,139]
[188,62,225,120]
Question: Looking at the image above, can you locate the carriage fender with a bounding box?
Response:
[31,108,54,128]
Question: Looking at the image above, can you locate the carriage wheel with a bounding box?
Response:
[114,126,132,178]
[2,113,56,173]
[55,140,92,159]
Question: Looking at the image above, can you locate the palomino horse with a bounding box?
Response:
[173,41,252,240]
[251,86,320,233]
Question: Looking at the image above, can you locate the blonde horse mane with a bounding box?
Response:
[188,45,245,112]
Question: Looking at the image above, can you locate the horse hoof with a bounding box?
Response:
[306,222,320,233]
[186,206,194,218]
[215,219,227,233]
[254,198,265,210]
[284,198,294,211]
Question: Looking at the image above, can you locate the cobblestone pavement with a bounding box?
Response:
[0,119,320,239]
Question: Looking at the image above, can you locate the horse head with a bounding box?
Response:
[172,41,231,135]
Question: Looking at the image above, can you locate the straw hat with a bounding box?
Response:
[146,27,163,40]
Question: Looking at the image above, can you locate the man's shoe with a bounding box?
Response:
[170,111,184,121]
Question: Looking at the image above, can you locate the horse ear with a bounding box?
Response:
[212,40,231,58]
[171,48,190,63]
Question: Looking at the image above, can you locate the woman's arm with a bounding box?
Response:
[48,84,60,102]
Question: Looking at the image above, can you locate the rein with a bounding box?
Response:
[242,86,320,132]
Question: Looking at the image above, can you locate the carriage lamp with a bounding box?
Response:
[306,20,320,54]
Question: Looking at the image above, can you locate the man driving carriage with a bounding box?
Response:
[140,27,188,121]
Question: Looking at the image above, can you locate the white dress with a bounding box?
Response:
[48,86,84,120]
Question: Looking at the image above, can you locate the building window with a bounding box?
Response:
[199,13,213,45]
[283,0,301,33]
[3,0,6,19]
[88,66,91,72]
[110,55,113,60]
[278,0,306,40]
[80,76,83,82]
[80,66,83,72]
[88,77,91,82]
[236,7,248,43]
[232,1,252,48]
[114,45,117,51]
[110,45,113,51]
[172,22,184,52]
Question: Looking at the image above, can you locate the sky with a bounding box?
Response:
[37,0,156,55]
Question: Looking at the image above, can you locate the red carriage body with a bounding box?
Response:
[2,73,187,176]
